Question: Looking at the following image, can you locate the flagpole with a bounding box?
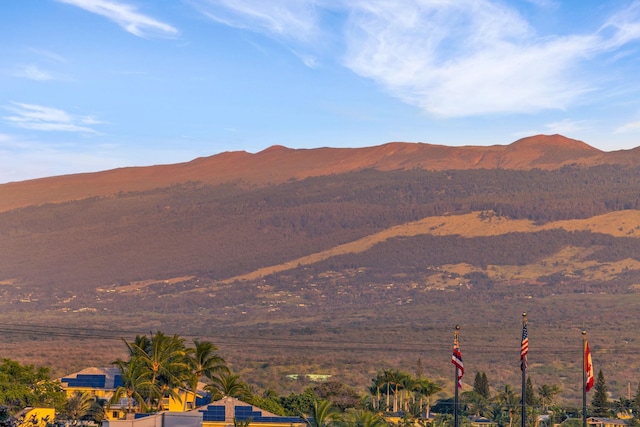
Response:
[583,331,587,427]
[521,313,527,427]
[454,325,460,427]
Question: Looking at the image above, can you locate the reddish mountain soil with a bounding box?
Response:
[1,134,638,213]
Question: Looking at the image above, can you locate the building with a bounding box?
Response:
[587,418,628,427]
[14,407,56,427]
[59,367,206,420]
[103,397,306,427]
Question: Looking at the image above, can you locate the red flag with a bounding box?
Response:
[452,337,464,389]
[585,341,594,392]
[520,322,528,371]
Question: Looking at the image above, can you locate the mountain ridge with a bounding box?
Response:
[2,134,638,213]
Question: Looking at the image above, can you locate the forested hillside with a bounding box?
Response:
[1,139,640,406]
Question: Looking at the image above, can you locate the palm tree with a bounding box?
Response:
[338,409,387,427]
[497,385,519,427]
[415,378,441,419]
[303,400,339,427]
[186,340,229,410]
[65,391,95,425]
[124,332,191,410]
[400,374,417,412]
[110,357,153,414]
[537,384,561,413]
[369,373,386,411]
[206,372,251,401]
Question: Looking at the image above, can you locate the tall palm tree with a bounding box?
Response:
[497,385,519,427]
[123,332,191,410]
[400,374,417,412]
[186,340,229,410]
[415,378,441,419]
[537,384,561,413]
[110,357,153,414]
[369,373,386,411]
[303,400,339,427]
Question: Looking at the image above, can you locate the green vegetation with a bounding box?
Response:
[3,331,638,427]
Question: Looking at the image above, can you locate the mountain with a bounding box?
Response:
[2,134,638,213]
[1,134,640,402]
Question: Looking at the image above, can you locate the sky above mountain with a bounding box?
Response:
[2,0,640,183]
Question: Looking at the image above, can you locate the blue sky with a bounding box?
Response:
[2,0,640,183]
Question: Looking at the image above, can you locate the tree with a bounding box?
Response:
[525,377,537,407]
[592,370,609,417]
[461,390,491,418]
[537,384,561,413]
[473,372,490,400]
[302,400,339,427]
[109,357,152,414]
[206,372,251,401]
[123,332,191,410]
[185,340,229,410]
[64,391,95,425]
[0,359,66,413]
[0,407,15,427]
[414,378,441,419]
[313,381,362,412]
[338,409,387,427]
[633,382,640,417]
[497,385,519,427]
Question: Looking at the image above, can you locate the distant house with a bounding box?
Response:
[103,396,306,427]
[587,418,628,427]
[469,416,497,427]
[59,367,208,420]
[60,367,123,400]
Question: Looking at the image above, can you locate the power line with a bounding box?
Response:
[1,322,638,356]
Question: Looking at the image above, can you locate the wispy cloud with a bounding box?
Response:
[56,0,178,38]
[15,65,53,81]
[615,119,640,133]
[543,119,589,134]
[342,0,601,117]
[193,0,320,40]
[196,0,640,117]
[3,102,103,134]
[0,134,124,183]
[29,48,67,63]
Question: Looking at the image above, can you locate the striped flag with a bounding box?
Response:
[520,322,529,371]
[452,336,464,389]
[585,341,594,392]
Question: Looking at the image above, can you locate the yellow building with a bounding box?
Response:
[103,397,306,427]
[15,407,55,427]
[60,367,122,400]
[60,367,205,420]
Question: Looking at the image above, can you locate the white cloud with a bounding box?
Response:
[55,0,178,38]
[193,0,320,41]
[544,119,589,134]
[15,65,53,81]
[196,0,640,118]
[599,0,640,49]
[3,102,103,134]
[29,48,67,63]
[615,120,640,133]
[341,0,605,117]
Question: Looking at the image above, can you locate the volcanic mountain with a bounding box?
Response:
[2,133,640,401]
[2,134,637,213]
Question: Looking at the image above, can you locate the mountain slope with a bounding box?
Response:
[2,134,639,213]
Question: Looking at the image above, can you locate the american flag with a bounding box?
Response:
[452,337,464,389]
[520,322,529,371]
